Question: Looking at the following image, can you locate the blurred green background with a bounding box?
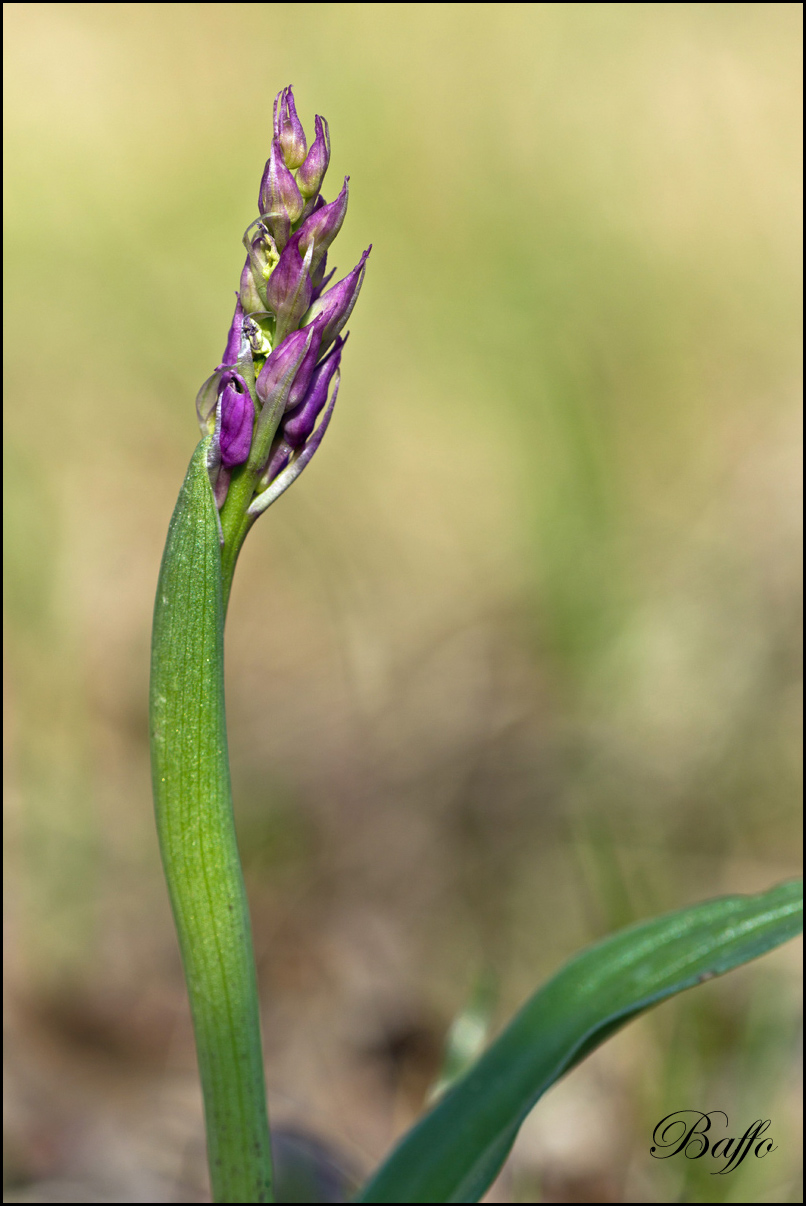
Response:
[4,3,802,1202]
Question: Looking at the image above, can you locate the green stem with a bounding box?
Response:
[219,464,259,610]
[150,439,273,1203]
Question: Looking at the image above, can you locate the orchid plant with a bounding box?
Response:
[149,87,802,1204]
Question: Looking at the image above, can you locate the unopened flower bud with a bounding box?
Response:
[310,254,336,301]
[266,234,314,347]
[214,465,231,510]
[274,86,307,170]
[255,322,320,416]
[259,138,303,251]
[263,437,293,484]
[297,178,349,277]
[219,377,254,467]
[297,115,330,198]
[248,372,342,518]
[239,222,279,314]
[196,297,255,437]
[303,247,370,352]
[220,296,247,367]
[239,253,265,315]
[282,336,345,448]
[285,315,326,412]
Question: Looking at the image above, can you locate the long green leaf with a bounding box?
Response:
[150,438,273,1202]
[357,879,802,1203]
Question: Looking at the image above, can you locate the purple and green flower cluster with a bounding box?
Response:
[197,86,370,514]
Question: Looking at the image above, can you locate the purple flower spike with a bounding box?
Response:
[303,247,371,352]
[297,115,331,198]
[282,336,345,447]
[274,86,307,170]
[219,379,254,468]
[201,87,369,514]
[297,178,349,276]
[266,234,313,346]
[259,138,303,250]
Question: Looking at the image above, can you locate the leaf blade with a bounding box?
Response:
[357,879,802,1203]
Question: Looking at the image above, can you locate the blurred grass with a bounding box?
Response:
[4,3,802,1202]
